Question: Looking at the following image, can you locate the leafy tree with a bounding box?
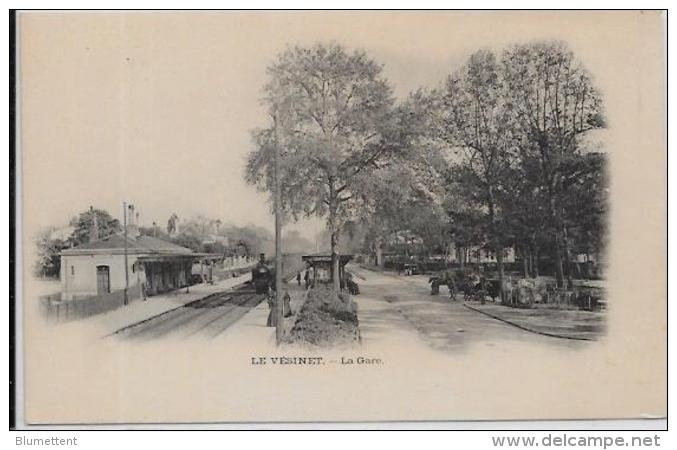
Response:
[178,214,214,237]
[557,151,608,277]
[33,227,68,278]
[140,223,170,240]
[436,49,516,301]
[246,43,401,290]
[360,163,449,265]
[356,90,450,266]
[282,229,315,254]
[358,164,418,266]
[501,41,606,287]
[499,148,550,278]
[443,172,490,268]
[167,213,179,235]
[170,232,203,253]
[68,207,121,247]
[220,224,274,257]
[164,215,276,257]
[35,206,121,278]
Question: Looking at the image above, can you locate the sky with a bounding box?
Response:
[19,11,634,239]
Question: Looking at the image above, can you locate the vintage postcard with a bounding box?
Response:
[14,10,666,426]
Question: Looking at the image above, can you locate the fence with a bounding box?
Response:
[39,284,143,323]
[221,255,255,270]
[211,264,255,282]
[541,286,605,311]
[506,279,605,311]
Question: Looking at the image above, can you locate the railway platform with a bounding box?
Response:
[93,272,252,337]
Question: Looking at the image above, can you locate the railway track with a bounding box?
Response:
[111,287,266,340]
[110,257,307,340]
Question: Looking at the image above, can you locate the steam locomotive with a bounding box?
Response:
[251,253,274,294]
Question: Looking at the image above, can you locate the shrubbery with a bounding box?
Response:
[285,285,359,347]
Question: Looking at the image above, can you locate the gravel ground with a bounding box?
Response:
[352,265,588,352]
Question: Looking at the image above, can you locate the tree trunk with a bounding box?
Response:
[375,239,384,268]
[328,180,340,292]
[533,247,540,278]
[527,249,532,277]
[554,231,565,288]
[586,254,595,278]
[496,245,506,304]
[522,246,529,278]
[562,226,574,289]
[459,245,465,270]
[545,169,565,288]
[487,186,505,303]
[329,228,340,291]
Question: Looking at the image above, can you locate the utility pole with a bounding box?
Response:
[123,201,129,306]
[273,110,283,345]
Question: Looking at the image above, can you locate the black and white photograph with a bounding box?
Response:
[11,9,666,429]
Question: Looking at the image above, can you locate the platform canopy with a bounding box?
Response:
[301,254,354,265]
[301,254,354,286]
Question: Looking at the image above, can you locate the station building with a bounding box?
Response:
[59,206,197,300]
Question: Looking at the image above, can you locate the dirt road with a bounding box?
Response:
[352,265,587,352]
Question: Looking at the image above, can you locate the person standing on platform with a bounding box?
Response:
[283,290,292,318]
[266,286,277,327]
[304,269,310,289]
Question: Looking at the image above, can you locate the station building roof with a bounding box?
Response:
[60,233,195,257]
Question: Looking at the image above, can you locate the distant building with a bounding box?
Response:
[574,253,597,263]
[448,245,516,264]
[59,205,197,300]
